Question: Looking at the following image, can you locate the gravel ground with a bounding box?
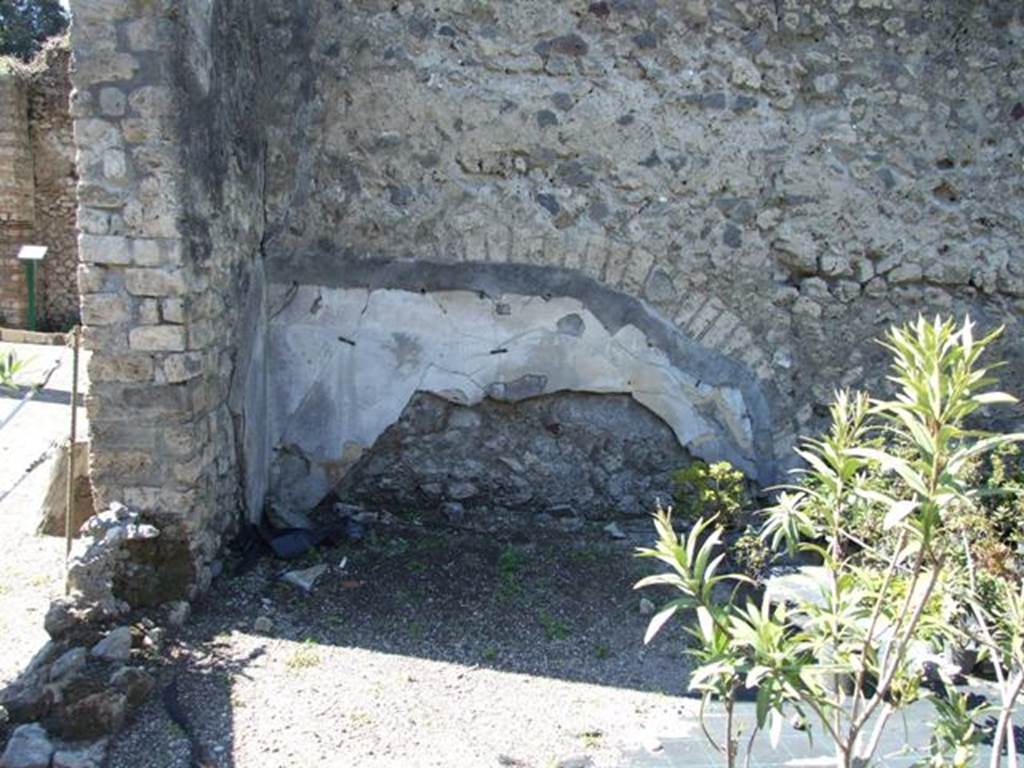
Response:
[107,523,702,768]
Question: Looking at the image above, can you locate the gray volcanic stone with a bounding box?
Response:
[338,392,693,527]
[48,647,87,682]
[110,666,155,709]
[282,564,328,593]
[90,627,132,662]
[52,740,107,768]
[0,723,54,768]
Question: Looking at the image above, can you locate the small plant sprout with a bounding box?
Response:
[0,348,28,390]
[671,460,748,529]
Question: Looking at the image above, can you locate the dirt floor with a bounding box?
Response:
[106,522,704,768]
[0,341,88,688]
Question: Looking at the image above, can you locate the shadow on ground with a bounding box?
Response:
[101,521,695,767]
[6,521,1019,767]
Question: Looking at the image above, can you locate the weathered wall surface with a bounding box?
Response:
[26,39,80,331]
[0,40,80,331]
[66,0,1024,582]
[268,283,767,511]
[340,391,696,527]
[179,0,267,553]
[259,0,1024,476]
[70,0,264,595]
[0,67,34,327]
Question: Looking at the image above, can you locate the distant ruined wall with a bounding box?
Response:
[0,67,34,327]
[26,39,80,331]
[0,40,79,331]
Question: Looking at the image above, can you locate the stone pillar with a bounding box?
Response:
[70,0,229,598]
[0,69,35,327]
[26,40,80,331]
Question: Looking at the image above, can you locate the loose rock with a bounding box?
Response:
[110,667,155,709]
[165,601,190,628]
[90,627,132,662]
[266,505,314,530]
[59,691,127,740]
[48,648,87,682]
[0,723,54,768]
[282,564,328,593]
[52,740,107,768]
[603,522,626,540]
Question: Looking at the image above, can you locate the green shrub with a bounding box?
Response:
[671,460,747,528]
[637,316,1024,768]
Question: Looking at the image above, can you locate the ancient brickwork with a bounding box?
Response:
[70,0,263,595]
[64,0,1024,588]
[0,41,81,331]
[26,39,79,330]
[0,68,33,327]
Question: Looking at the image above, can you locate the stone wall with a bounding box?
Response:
[0,66,34,327]
[0,40,80,331]
[70,0,264,597]
[268,281,770,513]
[26,39,80,331]
[66,0,1024,587]
[338,391,697,528]
[255,0,1024,509]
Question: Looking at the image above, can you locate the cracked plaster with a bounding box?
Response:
[266,283,766,512]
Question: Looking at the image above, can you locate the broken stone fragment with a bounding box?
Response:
[90,627,132,662]
[23,643,57,678]
[603,522,626,540]
[639,598,655,615]
[282,564,328,593]
[0,723,54,768]
[110,666,155,709]
[54,503,167,635]
[0,684,53,724]
[48,648,87,683]
[165,600,190,627]
[58,691,126,740]
[253,615,273,633]
[123,523,160,540]
[51,740,107,768]
[266,505,314,530]
[44,601,78,640]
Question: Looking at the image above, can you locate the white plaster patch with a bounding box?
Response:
[267,285,756,509]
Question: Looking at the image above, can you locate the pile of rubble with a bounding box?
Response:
[1,504,192,768]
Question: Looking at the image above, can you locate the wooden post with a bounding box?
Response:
[65,325,80,560]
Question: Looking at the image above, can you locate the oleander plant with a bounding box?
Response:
[637,316,1024,768]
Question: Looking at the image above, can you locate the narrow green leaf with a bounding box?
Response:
[883,499,916,529]
[644,603,680,645]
